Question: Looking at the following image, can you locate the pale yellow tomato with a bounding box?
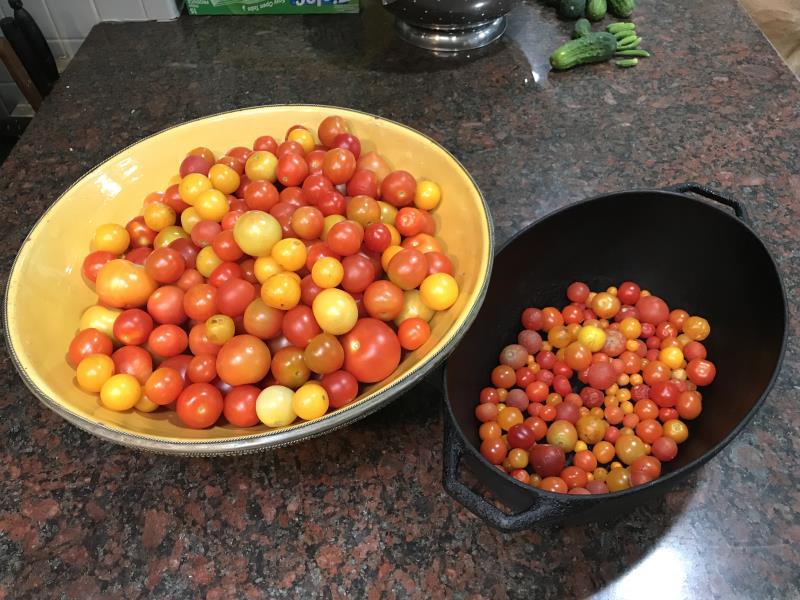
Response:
[419,273,459,311]
[256,385,296,427]
[271,238,307,272]
[394,289,435,325]
[578,325,606,352]
[180,206,202,233]
[311,257,344,289]
[100,373,141,411]
[261,272,301,310]
[194,189,230,222]
[245,151,278,182]
[414,180,441,210]
[208,163,240,195]
[76,354,115,393]
[378,201,397,225]
[179,173,212,205]
[292,382,329,421]
[321,214,345,240]
[93,224,130,255]
[153,225,189,248]
[233,210,282,257]
[312,288,358,335]
[79,305,122,340]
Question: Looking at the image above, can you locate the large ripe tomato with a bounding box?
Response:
[113,308,154,346]
[176,383,224,429]
[216,334,271,386]
[112,345,153,385]
[68,328,114,367]
[96,259,158,309]
[341,318,401,383]
[223,385,261,427]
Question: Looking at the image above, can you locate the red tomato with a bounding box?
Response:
[617,281,641,305]
[326,220,364,256]
[387,248,427,290]
[397,318,431,350]
[227,146,252,162]
[125,247,152,266]
[244,180,279,212]
[316,190,347,217]
[190,220,221,248]
[176,383,224,429]
[149,324,189,358]
[305,241,337,271]
[217,278,257,317]
[217,155,245,175]
[686,359,716,386]
[363,280,404,321]
[322,148,356,185]
[683,341,707,361]
[321,370,359,409]
[305,150,327,176]
[126,216,156,248]
[216,335,271,386]
[163,183,190,214]
[395,207,425,237]
[318,116,349,147]
[380,171,416,207]
[282,305,322,348]
[276,153,309,187]
[636,295,670,325]
[168,239,198,270]
[188,353,217,383]
[160,354,193,386]
[341,254,376,294]
[82,251,116,282]
[144,367,184,405]
[145,248,186,283]
[301,173,335,206]
[147,285,186,324]
[342,318,402,383]
[68,328,113,366]
[223,385,261,427]
[650,380,681,408]
[112,345,153,384]
[332,133,361,159]
[180,154,211,177]
[425,251,454,276]
[253,135,278,154]
[113,308,154,346]
[347,169,378,198]
[177,269,203,291]
[183,284,218,322]
[211,230,244,262]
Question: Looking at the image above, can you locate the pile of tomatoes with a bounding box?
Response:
[69,115,460,429]
[475,281,716,494]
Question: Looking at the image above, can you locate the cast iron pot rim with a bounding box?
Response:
[444,187,788,503]
[3,103,495,456]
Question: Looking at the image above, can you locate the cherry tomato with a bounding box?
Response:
[341,254,376,294]
[387,248,427,290]
[318,115,349,147]
[321,370,359,409]
[216,334,271,386]
[184,283,218,322]
[149,324,188,358]
[380,171,416,207]
[313,289,358,335]
[304,333,345,374]
[630,456,661,486]
[82,251,116,283]
[176,383,223,428]
[683,316,711,341]
[271,346,311,389]
[147,285,186,325]
[68,328,114,366]
[96,259,158,309]
[223,385,261,427]
[347,169,378,198]
[322,148,356,185]
[356,151,390,186]
[636,295,669,325]
[276,153,309,187]
[76,354,115,392]
[686,358,716,386]
[253,135,278,154]
[342,318,401,383]
[397,317,431,351]
[566,282,590,303]
[144,367,184,406]
[363,280,404,321]
[100,373,141,411]
[122,218,153,249]
[292,382,329,421]
[327,220,364,256]
[282,305,322,348]
[652,436,678,461]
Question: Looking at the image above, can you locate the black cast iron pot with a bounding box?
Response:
[443,184,787,531]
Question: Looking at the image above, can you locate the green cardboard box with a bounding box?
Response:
[186,0,360,14]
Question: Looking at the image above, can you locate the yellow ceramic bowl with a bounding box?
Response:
[4,105,493,455]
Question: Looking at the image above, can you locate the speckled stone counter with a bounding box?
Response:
[1,1,798,597]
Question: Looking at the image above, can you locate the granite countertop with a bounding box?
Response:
[1,1,798,597]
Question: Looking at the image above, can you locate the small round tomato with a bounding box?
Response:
[111,345,153,385]
[363,280,404,321]
[683,316,711,341]
[322,148,356,185]
[341,254,376,294]
[94,223,131,254]
[636,295,670,325]
[304,333,345,374]
[276,153,309,187]
[398,318,430,351]
[82,251,116,282]
[145,248,186,283]
[342,318,402,383]
[223,385,261,427]
[216,335,271,386]
[144,367,184,406]
[243,298,284,340]
[282,305,322,348]
[100,373,141,411]
[256,385,296,427]
[147,285,186,325]
[387,248,427,290]
[425,251,454,276]
[76,354,115,393]
[326,220,364,256]
[96,259,158,309]
[357,151,390,186]
[419,273,459,311]
[184,283,219,322]
[148,324,188,357]
[321,370,359,409]
[176,383,223,428]
[318,115,349,147]
[414,180,441,210]
[69,328,114,367]
[312,289,358,335]
[686,358,716,386]
[380,171,416,207]
[271,346,310,389]
[261,272,301,311]
[254,135,278,153]
[292,382,329,421]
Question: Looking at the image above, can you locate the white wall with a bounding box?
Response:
[0,0,182,113]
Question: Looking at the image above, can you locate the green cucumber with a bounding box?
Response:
[609,0,635,17]
[607,22,635,33]
[615,49,650,57]
[550,31,617,70]
[616,58,639,67]
[573,18,592,38]
[558,0,585,19]
[586,0,607,21]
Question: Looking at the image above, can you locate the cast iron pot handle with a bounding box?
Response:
[442,414,551,531]
[665,182,748,222]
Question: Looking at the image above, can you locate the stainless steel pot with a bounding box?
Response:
[382,0,521,51]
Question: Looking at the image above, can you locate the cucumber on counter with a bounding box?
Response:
[573,18,592,38]
[586,0,607,22]
[558,0,584,19]
[550,32,617,70]
[609,0,635,18]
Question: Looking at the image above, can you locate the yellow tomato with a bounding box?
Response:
[384,223,402,246]
[414,180,441,210]
[271,237,307,272]
[95,259,158,309]
[592,292,621,319]
[619,317,642,340]
[253,256,283,283]
[378,201,397,225]
[381,245,404,272]
[321,214,345,240]
[208,163,240,195]
[100,373,142,411]
[196,246,223,278]
[261,272,301,310]
[659,346,684,370]
[311,257,344,288]
[135,395,159,413]
[245,151,278,182]
[292,382,329,421]
[154,225,189,248]
[287,128,316,154]
[394,289,435,325]
[180,206,202,233]
[79,305,122,340]
[256,385,296,427]
[195,189,230,222]
[312,288,358,335]
[205,314,236,345]
[143,202,176,232]
[663,419,689,444]
[577,325,606,352]
[179,173,212,205]
[419,273,458,311]
[93,223,130,255]
[233,210,282,257]
[76,354,115,393]
[682,316,711,341]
